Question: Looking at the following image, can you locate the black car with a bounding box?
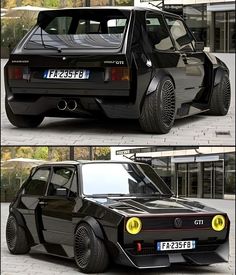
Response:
[4,6,231,134]
[6,161,229,273]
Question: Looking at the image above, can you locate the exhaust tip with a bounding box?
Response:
[67,100,77,111]
[57,100,67,111]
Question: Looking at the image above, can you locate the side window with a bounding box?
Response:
[25,168,50,196]
[146,12,174,51]
[165,17,195,51]
[47,167,76,197]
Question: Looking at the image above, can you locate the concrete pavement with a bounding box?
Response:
[1,199,235,275]
[1,53,235,146]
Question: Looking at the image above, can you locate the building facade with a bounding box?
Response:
[111,147,235,199]
[134,0,235,53]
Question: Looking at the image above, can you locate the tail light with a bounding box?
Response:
[111,67,130,81]
[8,66,30,80]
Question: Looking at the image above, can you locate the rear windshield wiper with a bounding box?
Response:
[25,40,62,52]
[40,28,62,52]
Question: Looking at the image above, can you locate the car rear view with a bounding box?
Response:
[5,8,133,128]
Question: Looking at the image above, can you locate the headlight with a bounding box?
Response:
[212,215,225,231]
[126,217,142,235]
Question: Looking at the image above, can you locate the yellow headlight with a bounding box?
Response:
[212,215,225,231]
[126,217,142,235]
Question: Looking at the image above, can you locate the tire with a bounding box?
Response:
[139,76,176,134]
[207,73,231,116]
[5,98,44,128]
[74,223,109,273]
[6,214,30,254]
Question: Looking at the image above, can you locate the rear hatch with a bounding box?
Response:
[6,8,133,97]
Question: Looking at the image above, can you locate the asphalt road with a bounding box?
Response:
[1,53,235,146]
[1,199,235,275]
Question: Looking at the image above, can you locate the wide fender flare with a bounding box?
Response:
[11,208,26,228]
[75,216,105,240]
[146,70,175,96]
[213,66,226,87]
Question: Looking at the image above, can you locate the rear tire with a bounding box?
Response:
[207,73,231,115]
[74,223,109,273]
[6,214,30,254]
[5,98,44,128]
[139,76,176,134]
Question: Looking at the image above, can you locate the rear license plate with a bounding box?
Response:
[43,69,90,79]
[157,240,196,251]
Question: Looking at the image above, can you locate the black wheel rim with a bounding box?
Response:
[6,216,17,251]
[74,226,91,269]
[160,80,175,128]
[223,78,231,111]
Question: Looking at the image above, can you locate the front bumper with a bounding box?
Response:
[114,240,229,269]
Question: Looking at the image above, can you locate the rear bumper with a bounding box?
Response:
[6,92,141,119]
[114,240,229,269]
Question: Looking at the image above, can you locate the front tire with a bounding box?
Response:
[139,76,176,134]
[74,223,109,273]
[5,98,44,128]
[6,214,30,254]
[207,73,231,115]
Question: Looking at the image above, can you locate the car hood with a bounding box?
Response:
[86,196,219,217]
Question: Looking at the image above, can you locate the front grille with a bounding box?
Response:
[141,215,213,230]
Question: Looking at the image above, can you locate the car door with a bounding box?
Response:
[164,15,206,105]
[18,166,51,244]
[38,165,78,247]
[145,12,192,111]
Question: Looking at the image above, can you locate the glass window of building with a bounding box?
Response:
[224,153,235,194]
[183,5,208,45]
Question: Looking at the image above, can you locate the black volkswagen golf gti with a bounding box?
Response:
[6,161,229,273]
[5,6,231,133]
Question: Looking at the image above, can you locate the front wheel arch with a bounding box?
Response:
[74,216,105,241]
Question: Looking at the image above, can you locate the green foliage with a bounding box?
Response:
[34,147,49,160]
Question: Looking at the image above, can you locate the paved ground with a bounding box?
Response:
[1,199,235,275]
[1,53,235,146]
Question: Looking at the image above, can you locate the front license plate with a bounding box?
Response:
[157,240,196,251]
[43,69,90,79]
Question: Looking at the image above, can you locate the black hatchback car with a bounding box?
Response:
[6,161,229,273]
[5,6,231,133]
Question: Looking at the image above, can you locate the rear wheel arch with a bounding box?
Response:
[145,70,176,97]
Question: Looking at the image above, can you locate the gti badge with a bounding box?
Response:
[174,218,182,228]
[194,219,204,225]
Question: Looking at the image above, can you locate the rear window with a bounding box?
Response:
[25,9,130,50]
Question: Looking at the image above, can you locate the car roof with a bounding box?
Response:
[38,5,178,18]
[35,160,144,168]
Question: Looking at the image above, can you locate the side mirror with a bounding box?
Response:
[55,187,67,196]
[195,41,204,51]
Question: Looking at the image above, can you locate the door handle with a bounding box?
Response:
[39,201,47,206]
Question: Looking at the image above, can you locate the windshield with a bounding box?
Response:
[25,9,130,50]
[82,163,172,197]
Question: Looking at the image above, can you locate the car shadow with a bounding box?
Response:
[32,115,206,135]
[28,252,221,274]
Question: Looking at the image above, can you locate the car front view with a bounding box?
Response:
[78,162,230,271]
[6,161,230,273]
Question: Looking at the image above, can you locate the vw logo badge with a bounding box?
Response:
[174,218,182,228]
